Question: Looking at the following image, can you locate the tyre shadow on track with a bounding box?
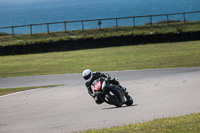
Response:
[102,104,137,110]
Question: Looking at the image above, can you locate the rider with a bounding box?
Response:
[82,69,125,104]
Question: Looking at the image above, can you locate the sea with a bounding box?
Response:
[0,0,200,34]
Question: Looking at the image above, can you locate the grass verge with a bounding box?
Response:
[0,84,64,96]
[0,40,200,78]
[78,113,200,133]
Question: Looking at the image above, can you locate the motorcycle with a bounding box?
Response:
[92,77,133,107]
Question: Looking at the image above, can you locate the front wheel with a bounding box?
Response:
[124,93,133,106]
[105,94,122,107]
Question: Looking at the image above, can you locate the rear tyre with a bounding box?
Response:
[125,93,133,106]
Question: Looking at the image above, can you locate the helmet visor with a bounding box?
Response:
[84,72,92,80]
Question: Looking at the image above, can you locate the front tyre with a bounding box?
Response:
[105,94,122,107]
[125,93,133,106]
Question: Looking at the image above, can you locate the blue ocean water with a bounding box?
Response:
[0,0,199,34]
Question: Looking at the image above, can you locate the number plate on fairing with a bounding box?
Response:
[92,78,102,91]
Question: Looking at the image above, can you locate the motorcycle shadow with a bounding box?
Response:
[102,104,137,110]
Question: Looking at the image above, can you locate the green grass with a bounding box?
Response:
[0,21,200,46]
[0,40,200,78]
[0,84,63,96]
[78,113,200,133]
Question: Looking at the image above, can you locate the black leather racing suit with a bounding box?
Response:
[85,72,120,104]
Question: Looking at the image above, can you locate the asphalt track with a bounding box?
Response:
[0,67,200,133]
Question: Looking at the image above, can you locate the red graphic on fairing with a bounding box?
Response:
[94,81,102,91]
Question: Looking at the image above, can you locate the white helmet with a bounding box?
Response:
[82,69,93,82]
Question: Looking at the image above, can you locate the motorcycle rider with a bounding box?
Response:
[82,69,125,104]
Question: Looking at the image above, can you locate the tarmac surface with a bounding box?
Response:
[0,67,200,133]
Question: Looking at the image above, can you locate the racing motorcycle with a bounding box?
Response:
[92,77,133,107]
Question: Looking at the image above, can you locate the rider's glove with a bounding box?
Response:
[107,76,111,80]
